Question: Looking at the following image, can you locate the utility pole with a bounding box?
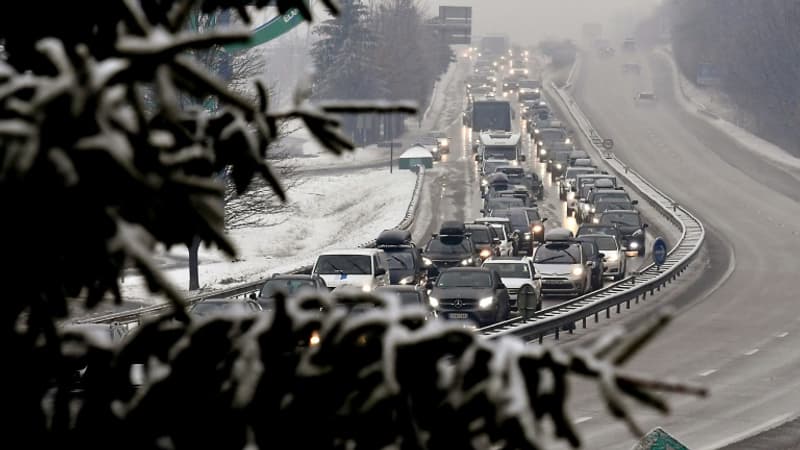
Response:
[389,113,393,173]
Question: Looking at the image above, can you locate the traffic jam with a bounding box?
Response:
[189,41,651,331]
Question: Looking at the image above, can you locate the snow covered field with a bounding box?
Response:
[121,168,418,304]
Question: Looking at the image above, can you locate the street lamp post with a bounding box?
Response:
[389,114,393,173]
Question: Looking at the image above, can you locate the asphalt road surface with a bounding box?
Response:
[541,41,800,450]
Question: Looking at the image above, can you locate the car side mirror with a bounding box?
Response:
[520,155,527,162]
[533,273,541,280]
[598,252,606,258]
[643,223,649,229]
[631,200,639,205]
[375,268,387,276]
[480,209,486,214]
[586,261,595,268]
[249,293,257,300]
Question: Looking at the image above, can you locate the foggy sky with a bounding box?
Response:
[436,0,661,45]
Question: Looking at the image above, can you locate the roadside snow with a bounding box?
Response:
[657,47,800,174]
[121,168,418,304]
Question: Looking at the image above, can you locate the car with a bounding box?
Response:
[575,177,618,222]
[622,38,637,51]
[482,256,542,312]
[584,188,636,223]
[576,238,604,291]
[596,210,649,256]
[422,221,480,279]
[534,127,570,158]
[495,166,544,200]
[547,148,572,180]
[483,196,526,216]
[481,159,510,177]
[635,91,657,102]
[590,199,638,222]
[430,130,451,154]
[312,249,391,290]
[428,267,512,327]
[576,224,626,249]
[465,223,500,261]
[492,187,533,207]
[474,217,517,256]
[374,285,433,319]
[250,274,327,309]
[560,166,597,202]
[490,208,534,255]
[376,229,427,286]
[188,298,263,318]
[578,233,627,280]
[568,150,591,166]
[622,62,641,74]
[481,171,510,196]
[532,233,594,298]
[520,207,548,243]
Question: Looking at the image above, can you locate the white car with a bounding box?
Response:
[312,249,390,290]
[482,256,542,311]
[577,234,627,281]
[532,232,594,298]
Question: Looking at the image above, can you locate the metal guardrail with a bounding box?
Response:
[477,83,705,343]
[75,165,427,328]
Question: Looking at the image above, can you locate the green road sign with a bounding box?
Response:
[631,427,690,450]
[225,1,309,51]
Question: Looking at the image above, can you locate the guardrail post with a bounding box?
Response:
[539,334,543,344]
[616,303,621,314]
[606,307,610,319]
[554,328,560,340]
[595,312,599,323]
[582,317,587,328]
[626,299,630,309]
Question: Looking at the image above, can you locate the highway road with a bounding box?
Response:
[544,39,800,449]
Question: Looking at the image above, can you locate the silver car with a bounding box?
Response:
[577,234,627,281]
[532,240,594,298]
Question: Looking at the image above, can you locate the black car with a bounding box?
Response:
[576,239,604,291]
[547,149,572,180]
[376,229,426,286]
[465,223,499,261]
[597,210,649,256]
[495,166,544,200]
[522,207,548,242]
[374,285,432,319]
[251,274,327,309]
[422,221,480,279]
[429,267,511,327]
[490,208,534,255]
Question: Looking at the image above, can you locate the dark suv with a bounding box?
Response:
[597,210,648,256]
[422,221,480,280]
[376,229,426,286]
[465,223,500,261]
[429,267,511,327]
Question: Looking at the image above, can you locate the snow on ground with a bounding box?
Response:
[121,168,418,304]
[658,47,800,174]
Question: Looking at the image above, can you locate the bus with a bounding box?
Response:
[469,98,514,151]
[477,131,524,163]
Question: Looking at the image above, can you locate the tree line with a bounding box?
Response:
[312,0,454,145]
[662,0,800,156]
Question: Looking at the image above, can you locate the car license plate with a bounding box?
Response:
[449,313,469,319]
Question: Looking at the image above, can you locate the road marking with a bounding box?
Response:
[744,348,759,356]
[698,369,717,377]
[574,416,592,424]
[776,332,789,338]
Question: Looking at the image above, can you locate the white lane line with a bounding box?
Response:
[776,331,789,338]
[744,348,759,356]
[574,416,592,425]
[698,369,717,377]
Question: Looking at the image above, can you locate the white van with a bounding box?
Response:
[312,249,391,290]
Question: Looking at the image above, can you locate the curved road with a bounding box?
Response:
[552,42,800,449]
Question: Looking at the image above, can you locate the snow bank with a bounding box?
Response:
[122,168,418,304]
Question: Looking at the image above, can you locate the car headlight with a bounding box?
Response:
[524,69,529,74]
[629,241,640,249]
[556,163,562,170]
[592,217,600,224]
[565,138,572,144]
[538,140,544,146]
[534,128,540,134]
[474,138,480,144]
[572,267,584,277]
[511,160,519,166]
[583,204,590,211]
[461,257,474,266]
[309,330,321,346]
[398,276,415,285]
[479,296,494,309]
[532,225,543,233]
[591,206,596,213]
[479,249,492,259]
[540,148,547,156]
[524,233,531,240]
[429,296,439,308]
[362,284,373,292]
[481,178,488,186]
[423,257,433,267]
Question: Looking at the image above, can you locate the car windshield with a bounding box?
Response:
[578,226,618,237]
[426,238,471,254]
[534,244,581,264]
[491,210,528,230]
[600,212,641,227]
[467,228,491,244]
[436,271,492,288]
[487,198,524,209]
[594,192,630,202]
[315,255,372,275]
[484,145,517,160]
[540,129,566,141]
[595,200,634,213]
[583,236,618,251]
[485,262,530,278]
[259,279,316,298]
[386,251,416,270]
